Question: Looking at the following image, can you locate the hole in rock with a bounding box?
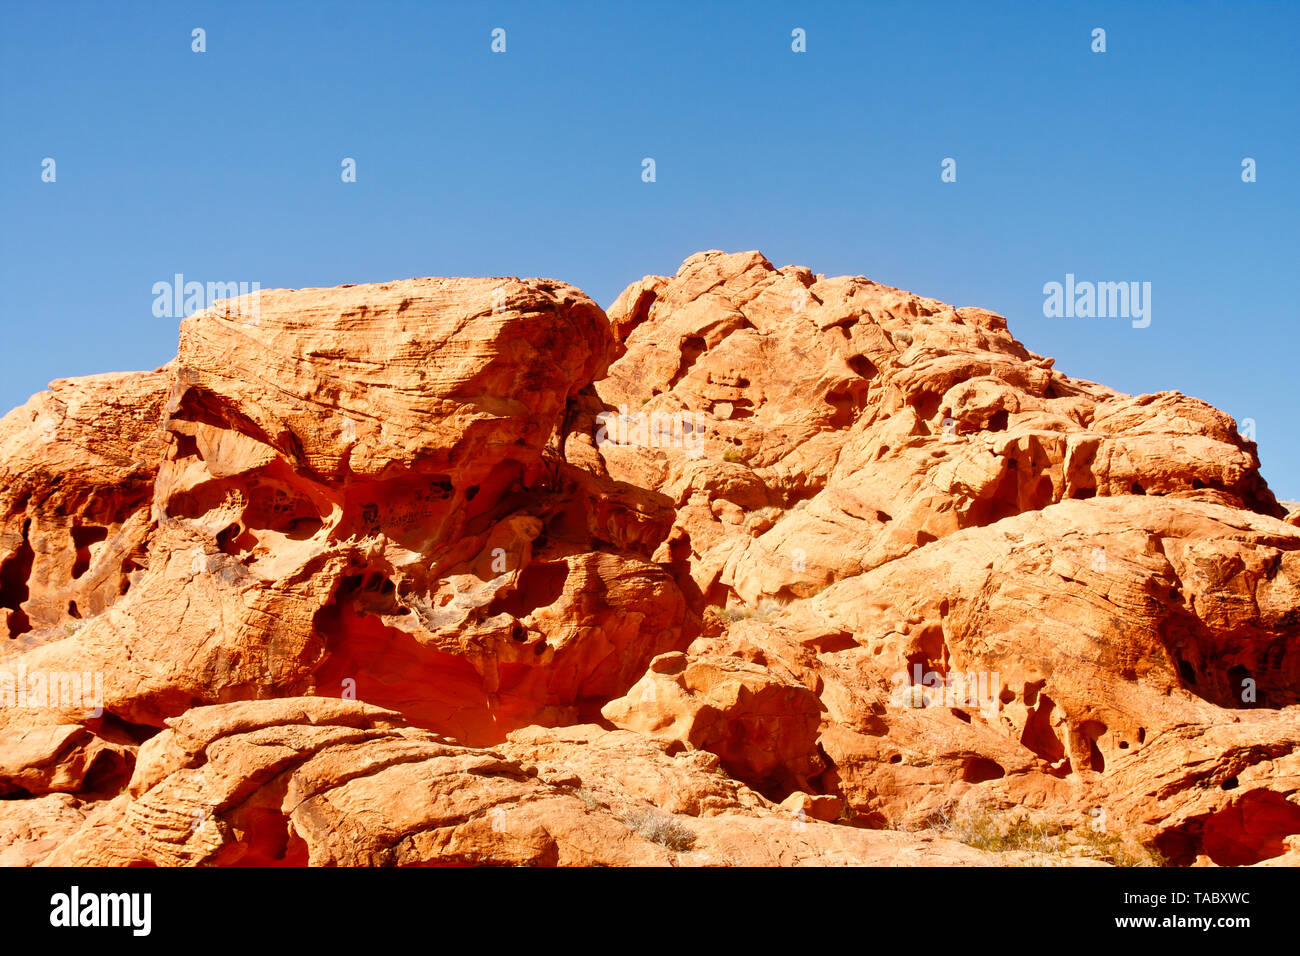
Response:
[670,336,707,388]
[962,463,1023,527]
[1077,720,1108,773]
[285,516,323,540]
[1023,681,1043,707]
[313,596,515,745]
[70,525,108,579]
[961,757,1005,783]
[486,561,570,619]
[68,601,80,619]
[81,747,134,797]
[243,480,326,537]
[1227,665,1252,703]
[807,631,858,653]
[848,354,878,378]
[216,524,243,555]
[986,410,1009,432]
[164,482,235,522]
[725,398,755,420]
[910,390,942,422]
[1177,658,1197,686]
[98,711,162,746]
[540,496,594,547]
[1087,737,1105,773]
[904,652,932,683]
[1200,790,1300,866]
[174,433,201,460]
[1131,482,1146,495]
[825,388,858,428]
[329,571,406,618]
[1020,693,1065,763]
[0,523,35,637]
[1151,826,1199,868]
[462,460,526,533]
[1028,475,1056,511]
[1221,777,1239,791]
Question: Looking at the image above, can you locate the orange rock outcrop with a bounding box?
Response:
[1,252,1296,866]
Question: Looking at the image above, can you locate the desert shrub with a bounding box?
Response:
[924,803,1164,865]
[716,598,786,623]
[960,813,1066,854]
[1076,826,1167,867]
[63,618,91,638]
[624,808,697,851]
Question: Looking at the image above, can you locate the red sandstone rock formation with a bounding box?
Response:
[1,252,1296,866]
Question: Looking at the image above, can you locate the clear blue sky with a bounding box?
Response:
[2,1,1297,496]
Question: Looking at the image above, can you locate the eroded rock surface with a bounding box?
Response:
[2,253,1297,866]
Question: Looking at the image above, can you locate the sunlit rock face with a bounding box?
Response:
[2,253,1297,867]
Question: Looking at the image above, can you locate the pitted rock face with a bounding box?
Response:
[2,253,1298,867]
[600,251,1280,608]
[0,276,684,769]
[0,370,170,652]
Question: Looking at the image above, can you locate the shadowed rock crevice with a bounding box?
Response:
[0,520,34,637]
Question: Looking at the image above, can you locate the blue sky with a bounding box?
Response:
[2,1,1297,496]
